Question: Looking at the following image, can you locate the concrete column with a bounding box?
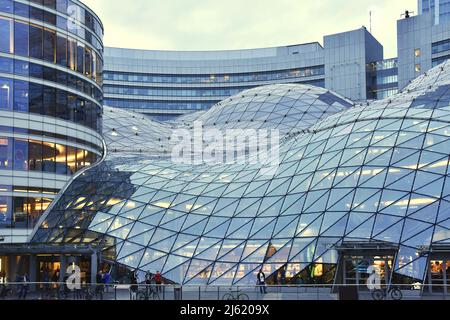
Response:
[29,255,37,292]
[91,251,98,285]
[59,255,67,283]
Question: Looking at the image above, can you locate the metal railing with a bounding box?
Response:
[2,282,450,300]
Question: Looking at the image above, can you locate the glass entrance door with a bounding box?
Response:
[428,260,449,294]
[343,255,393,291]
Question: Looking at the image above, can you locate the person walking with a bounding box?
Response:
[95,270,104,300]
[154,271,162,293]
[145,271,152,296]
[130,272,138,300]
[257,269,267,294]
[20,273,29,300]
[103,271,111,293]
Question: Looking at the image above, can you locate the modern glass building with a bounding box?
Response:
[27,61,450,294]
[104,27,389,121]
[420,0,450,24]
[0,0,104,245]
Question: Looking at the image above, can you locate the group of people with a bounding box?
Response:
[15,273,30,299]
[129,270,163,300]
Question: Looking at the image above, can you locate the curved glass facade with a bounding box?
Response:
[0,0,103,239]
[104,45,326,120]
[32,61,450,287]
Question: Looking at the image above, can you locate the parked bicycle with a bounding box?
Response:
[0,284,12,299]
[222,288,249,300]
[372,285,403,301]
[137,286,160,300]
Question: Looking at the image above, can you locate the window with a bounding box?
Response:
[29,24,43,59]
[0,77,12,110]
[29,83,43,114]
[0,0,12,13]
[43,28,56,63]
[28,140,42,172]
[0,17,12,53]
[14,2,29,17]
[415,64,422,72]
[415,48,421,57]
[43,86,56,117]
[42,142,56,173]
[13,139,28,171]
[0,137,12,169]
[13,80,29,112]
[0,196,12,227]
[14,21,29,56]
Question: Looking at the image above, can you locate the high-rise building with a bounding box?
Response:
[0,0,104,245]
[104,28,395,121]
[419,0,450,24]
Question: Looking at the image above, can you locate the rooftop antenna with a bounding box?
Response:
[369,11,372,33]
[401,10,414,18]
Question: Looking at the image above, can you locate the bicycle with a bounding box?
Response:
[137,286,160,300]
[222,289,249,301]
[371,285,403,301]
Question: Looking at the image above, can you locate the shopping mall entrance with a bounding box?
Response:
[336,242,397,292]
[424,245,450,296]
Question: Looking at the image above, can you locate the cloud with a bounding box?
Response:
[81,0,416,58]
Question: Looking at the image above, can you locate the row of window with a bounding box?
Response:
[104,66,325,85]
[0,17,103,86]
[0,56,102,102]
[0,76,102,132]
[367,88,399,100]
[366,59,398,72]
[0,0,103,44]
[432,39,450,55]
[0,125,102,153]
[104,85,252,98]
[432,55,450,67]
[0,195,52,229]
[104,98,216,111]
[0,136,98,175]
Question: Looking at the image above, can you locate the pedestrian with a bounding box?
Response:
[42,269,50,299]
[257,269,267,294]
[103,271,111,293]
[20,273,29,300]
[145,271,152,296]
[130,272,138,300]
[280,267,286,285]
[154,271,162,293]
[96,270,104,300]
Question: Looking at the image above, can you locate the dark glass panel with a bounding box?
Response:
[56,89,67,120]
[14,1,29,17]
[0,196,12,227]
[43,0,56,10]
[42,141,56,173]
[0,17,12,54]
[56,34,67,66]
[0,56,13,74]
[28,139,42,172]
[13,138,28,171]
[13,197,28,228]
[0,77,13,110]
[43,86,56,117]
[76,42,84,74]
[0,0,12,13]
[14,60,29,76]
[30,6,43,21]
[0,137,13,169]
[13,80,29,112]
[29,83,43,114]
[43,66,56,82]
[43,28,56,63]
[14,21,29,56]
[29,24,43,59]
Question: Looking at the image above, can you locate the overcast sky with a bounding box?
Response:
[81,0,417,58]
